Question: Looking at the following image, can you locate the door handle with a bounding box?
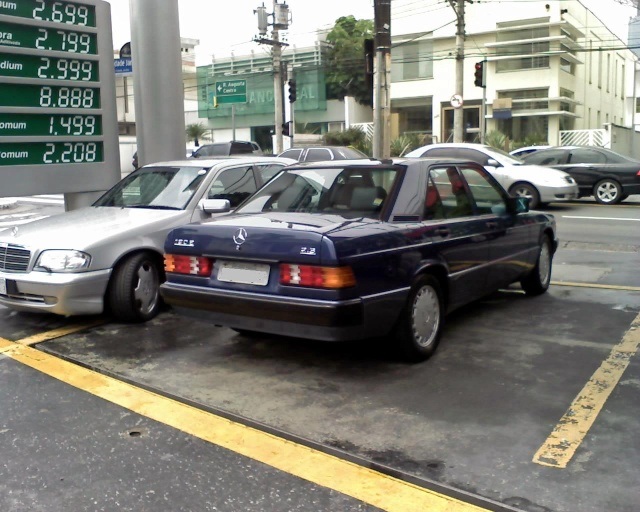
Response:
[485,221,499,229]
[434,227,450,237]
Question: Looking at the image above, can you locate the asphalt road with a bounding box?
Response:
[0,196,639,512]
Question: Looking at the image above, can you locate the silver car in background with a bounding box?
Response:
[0,156,295,322]
[406,143,578,208]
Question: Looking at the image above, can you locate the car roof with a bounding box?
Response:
[141,156,295,168]
[284,157,477,169]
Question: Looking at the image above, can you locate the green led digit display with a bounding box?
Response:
[0,113,102,136]
[0,141,103,166]
[0,83,100,109]
[0,0,96,27]
[0,52,98,81]
[0,21,98,54]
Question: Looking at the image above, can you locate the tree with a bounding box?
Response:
[325,15,374,106]
[185,123,209,147]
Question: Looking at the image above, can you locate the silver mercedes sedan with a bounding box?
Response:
[0,156,295,322]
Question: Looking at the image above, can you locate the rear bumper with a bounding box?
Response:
[160,282,368,341]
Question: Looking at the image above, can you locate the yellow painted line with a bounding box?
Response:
[551,281,640,292]
[15,319,105,346]
[533,311,640,468]
[0,336,488,512]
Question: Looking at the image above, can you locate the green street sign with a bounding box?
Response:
[214,79,246,104]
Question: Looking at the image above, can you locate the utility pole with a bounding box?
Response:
[373,0,391,159]
[448,0,465,143]
[254,2,289,154]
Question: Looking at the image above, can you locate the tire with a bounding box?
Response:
[394,274,444,362]
[108,252,162,322]
[593,179,622,205]
[509,182,540,209]
[521,235,553,296]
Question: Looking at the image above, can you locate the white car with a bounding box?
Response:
[0,156,295,322]
[405,143,578,208]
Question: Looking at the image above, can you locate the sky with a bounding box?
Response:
[105,0,636,65]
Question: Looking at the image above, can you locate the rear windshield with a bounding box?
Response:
[235,167,399,219]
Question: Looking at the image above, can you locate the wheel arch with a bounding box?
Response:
[104,248,166,303]
[413,262,449,310]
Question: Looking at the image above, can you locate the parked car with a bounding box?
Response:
[132,151,138,169]
[405,143,578,209]
[190,141,262,158]
[278,146,368,162]
[0,156,295,322]
[509,145,551,158]
[521,146,640,205]
[160,158,557,362]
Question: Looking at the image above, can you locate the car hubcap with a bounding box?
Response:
[538,242,551,286]
[596,182,617,202]
[134,261,159,315]
[411,285,440,348]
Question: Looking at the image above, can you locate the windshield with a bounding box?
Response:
[93,166,209,209]
[236,167,399,219]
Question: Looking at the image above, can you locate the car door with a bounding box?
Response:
[459,165,535,290]
[565,148,608,191]
[424,165,491,308]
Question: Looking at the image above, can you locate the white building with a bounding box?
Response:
[389,0,637,147]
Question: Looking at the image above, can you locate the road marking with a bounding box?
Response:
[533,311,640,469]
[551,281,640,292]
[0,336,490,512]
[15,320,105,346]
[562,215,640,222]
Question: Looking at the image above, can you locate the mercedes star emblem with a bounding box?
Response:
[233,228,248,247]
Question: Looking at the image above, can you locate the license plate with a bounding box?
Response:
[217,261,270,286]
[0,277,6,295]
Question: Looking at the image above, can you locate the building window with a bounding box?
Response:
[498,89,549,111]
[391,39,433,81]
[495,20,550,72]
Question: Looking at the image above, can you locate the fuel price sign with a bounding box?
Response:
[0,0,119,198]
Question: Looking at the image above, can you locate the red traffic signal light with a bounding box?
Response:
[474,61,485,88]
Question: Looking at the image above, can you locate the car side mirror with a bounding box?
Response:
[201,198,231,214]
[507,196,529,214]
[486,158,500,168]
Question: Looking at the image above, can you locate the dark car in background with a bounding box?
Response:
[190,141,263,158]
[160,158,557,362]
[522,146,640,204]
[278,146,368,162]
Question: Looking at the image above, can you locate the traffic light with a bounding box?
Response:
[474,61,485,88]
[364,38,374,106]
[282,122,291,137]
[288,79,297,103]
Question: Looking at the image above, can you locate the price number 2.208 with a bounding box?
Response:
[43,142,98,164]
[38,57,93,81]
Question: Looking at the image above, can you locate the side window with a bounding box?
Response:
[524,149,565,165]
[459,166,507,215]
[570,149,606,164]
[231,142,254,154]
[257,164,285,183]
[207,166,257,208]
[421,148,457,159]
[428,167,474,219]
[306,148,333,162]
[424,175,445,220]
[280,149,302,160]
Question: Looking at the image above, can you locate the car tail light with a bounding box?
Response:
[280,264,356,289]
[164,254,213,276]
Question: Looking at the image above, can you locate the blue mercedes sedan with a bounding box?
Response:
[159,158,557,362]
